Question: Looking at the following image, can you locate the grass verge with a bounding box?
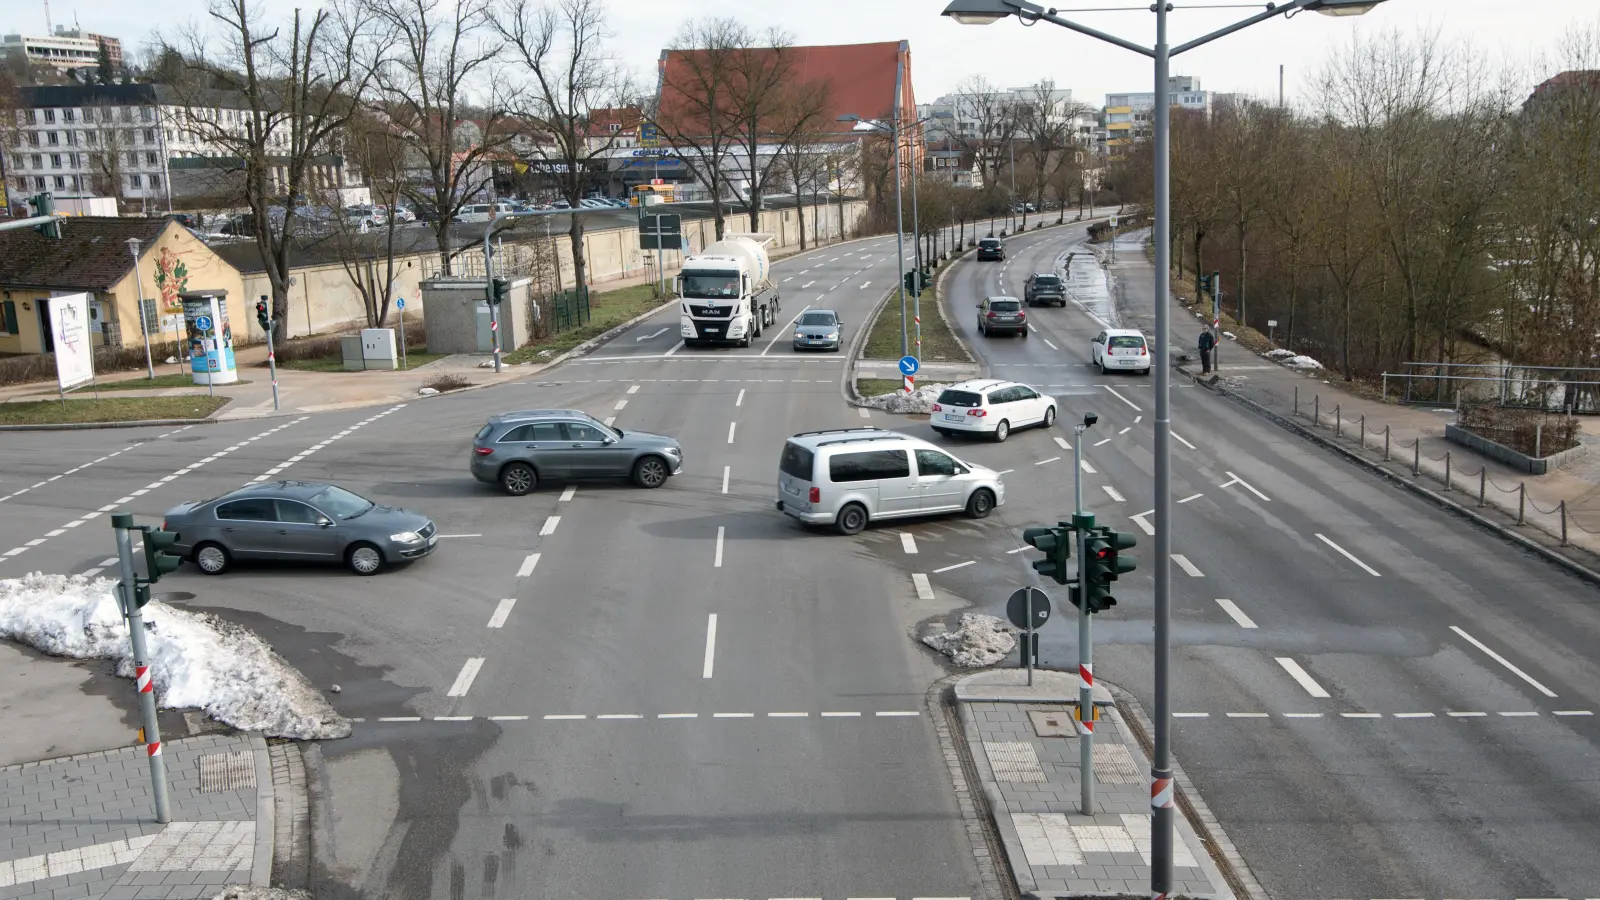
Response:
[861,283,966,362]
[92,373,253,392]
[856,378,905,398]
[505,283,669,364]
[0,395,230,426]
[275,346,446,372]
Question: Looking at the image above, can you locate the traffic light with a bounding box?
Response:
[132,583,152,610]
[255,297,271,331]
[902,269,927,297]
[1022,524,1073,586]
[490,278,511,305]
[27,193,60,238]
[1082,526,1138,613]
[138,525,182,583]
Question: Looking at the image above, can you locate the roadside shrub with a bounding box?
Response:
[1457,403,1580,456]
[0,340,186,387]
[423,373,472,392]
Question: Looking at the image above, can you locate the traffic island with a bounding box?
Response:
[951,668,1246,899]
[851,277,979,404]
[0,395,230,427]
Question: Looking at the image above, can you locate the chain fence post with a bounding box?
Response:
[1561,500,1568,547]
[1359,415,1366,451]
[1518,483,1526,525]
[1536,422,1543,460]
[1336,405,1342,438]
[1314,395,1320,428]
[1443,451,1451,490]
[1294,384,1299,418]
[1413,440,1420,476]
[1478,469,1486,507]
[1384,426,1391,461]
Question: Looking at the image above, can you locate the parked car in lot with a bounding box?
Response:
[164,481,437,576]
[977,296,1028,337]
[977,237,1006,261]
[470,409,684,495]
[792,308,842,352]
[930,379,1057,442]
[775,428,1005,535]
[1024,272,1067,307]
[1090,328,1153,374]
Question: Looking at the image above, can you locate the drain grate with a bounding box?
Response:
[983,740,1047,782]
[197,751,257,792]
[1091,743,1143,784]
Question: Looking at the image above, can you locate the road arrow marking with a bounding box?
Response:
[636,327,669,342]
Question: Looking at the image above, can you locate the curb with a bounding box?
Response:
[1184,363,1600,587]
[927,676,1017,900]
[0,416,223,432]
[250,734,275,887]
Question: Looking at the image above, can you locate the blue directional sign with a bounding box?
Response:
[898,355,920,377]
[395,298,406,310]
[194,315,213,331]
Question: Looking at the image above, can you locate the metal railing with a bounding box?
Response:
[1383,361,1600,414]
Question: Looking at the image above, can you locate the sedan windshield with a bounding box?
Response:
[309,485,376,519]
[799,312,836,327]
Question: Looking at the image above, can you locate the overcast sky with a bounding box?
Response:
[21,0,1598,107]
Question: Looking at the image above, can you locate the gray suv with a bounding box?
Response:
[470,409,684,495]
[1024,273,1066,307]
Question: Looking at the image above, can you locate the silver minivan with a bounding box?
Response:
[775,428,1006,534]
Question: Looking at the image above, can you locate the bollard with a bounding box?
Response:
[1443,451,1451,490]
[1314,395,1320,428]
[1294,385,1299,418]
[1336,405,1342,438]
[1561,500,1568,546]
[1536,422,1543,460]
[1384,426,1391,461]
[1478,469,1486,507]
[1518,483,1526,525]
[1360,415,1366,451]
[1413,440,1420,476]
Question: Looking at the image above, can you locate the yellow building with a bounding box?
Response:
[0,217,245,357]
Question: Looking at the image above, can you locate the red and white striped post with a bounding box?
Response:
[903,374,915,394]
[111,514,171,824]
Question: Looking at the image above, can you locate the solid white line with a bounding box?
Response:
[1315,533,1381,576]
[1103,385,1141,410]
[721,466,730,494]
[1215,599,1258,629]
[540,516,560,536]
[1130,511,1155,536]
[517,553,541,577]
[901,533,918,554]
[446,658,485,697]
[912,573,935,600]
[1275,658,1332,698]
[487,598,517,629]
[762,304,812,357]
[1035,456,1061,466]
[1224,471,1271,501]
[703,614,718,678]
[1103,485,1124,502]
[1450,626,1558,697]
[1177,493,1202,504]
[559,485,576,502]
[1172,554,1203,577]
[714,526,725,567]
[727,422,737,444]
[1044,338,1059,350]
[1080,459,1096,474]
[735,388,745,407]
[1172,431,1197,450]
[933,560,976,574]
[1054,436,1072,450]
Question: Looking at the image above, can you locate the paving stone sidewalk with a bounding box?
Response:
[0,733,273,900]
[954,669,1235,899]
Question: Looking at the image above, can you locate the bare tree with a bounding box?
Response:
[1014,79,1088,227]
[316,111,410,325]
[494,0,633,296]
[83,100,131,208]
[652,17,752,240]
[953,75,1018,191]
[723,35,833,233]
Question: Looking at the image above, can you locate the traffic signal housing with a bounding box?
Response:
[255,297,271,331]
[139,525,182,583]
[490,278,511,305]
[1022,524,1073,586]
[902,269,927,297]
[1082,526,1138,613]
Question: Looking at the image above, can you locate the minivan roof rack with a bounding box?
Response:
[792,427,885,438]
[816,434,902,448]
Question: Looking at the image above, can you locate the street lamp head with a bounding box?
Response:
[125,237,141,254]
[837,114,861,123]
[940,0,1028,25]
[1302,0,1387,15]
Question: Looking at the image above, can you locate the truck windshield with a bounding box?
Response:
[682,271,741,299]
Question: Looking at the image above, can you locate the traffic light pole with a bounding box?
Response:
[111,514,170,824]
[1072,424,1095,815]
[259,296,280,411]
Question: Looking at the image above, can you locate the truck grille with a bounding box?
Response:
[690,305,731,318]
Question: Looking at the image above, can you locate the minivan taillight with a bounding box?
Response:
[474,447,494,456]
[808,487,820,503]
[968,409,987,417]
[932,403,943,412]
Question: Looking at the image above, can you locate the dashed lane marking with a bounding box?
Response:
[604,416,617,426]
[540,516,560,536]
[614,399,628,411]
[0,425,195,504]
[487,599,517,629]
[1103,486,1124,502]
[1103,385,1141,411]
[728,422,737,444]
[446,658,485,697]
[736,389,745,407]
[714,527,725,568]
[1177,493,1202,504]
[1080,459,1096,474]
[1276,658,1332,698]
[859,407,871,418]
[1172,431,1197,450]
[517,553,540,577]
[1054,436,1071,451]
[901,533,917,554]
[255,407,400,483]
[913,573,935,600]
[1093,438,1111,447]
[933,560,975,574]
[1035,456,1061,466]
[721,466,730,494]
[1215,599,1258,628]
[1130,510,1155,536]
[1221,470,1270,501]
[627,384,640,394]
[559,486,576,502]
[1172,554,1203,577]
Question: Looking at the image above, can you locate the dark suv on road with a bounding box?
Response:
[470,409,684,495]
[1024,272,1066,307]
[977,237,1006,261]
[977,296,1028,338]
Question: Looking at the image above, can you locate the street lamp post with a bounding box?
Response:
[940,1,1388,897]
[840,113,924,362]
[125,238,155,379]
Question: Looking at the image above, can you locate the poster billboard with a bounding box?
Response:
[50,292,95,391]
[181,293,239,385]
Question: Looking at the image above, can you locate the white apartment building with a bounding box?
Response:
[918,86,1090,148]
[1101,75,1209,155]
[1,27,123,73]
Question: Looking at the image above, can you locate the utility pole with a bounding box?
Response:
[126,238,154,379]
[111,514,170,824]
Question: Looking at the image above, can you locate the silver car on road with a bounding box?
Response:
[164,481,438,576]
[792,309,843,352]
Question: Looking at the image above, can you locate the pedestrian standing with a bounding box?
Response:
[1198,330,1216,374]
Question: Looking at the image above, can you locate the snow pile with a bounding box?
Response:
[0,573,351,740]
[1223,331,1237,340]
[860,382,952,415]
[923,613,1017,667]
[1264,348,1295,360]
[1284,355,1324,371]
[211,888,312,900]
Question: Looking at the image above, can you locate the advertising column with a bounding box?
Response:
[179,290,238,386]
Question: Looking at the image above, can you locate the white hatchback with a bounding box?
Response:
[1091,328,1153,374]
[929,379,1057,443]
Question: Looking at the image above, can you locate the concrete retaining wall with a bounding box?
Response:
[1445,423,1588,475]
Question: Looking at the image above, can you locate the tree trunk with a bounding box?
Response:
[1341,279,1353,383]
[796,195,808,251]
[435,220,453,276]
[1236,219,1247,328]
[1286,242,1300,349]
[568,214,588,303]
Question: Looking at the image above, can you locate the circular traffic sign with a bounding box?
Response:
[898,355,920,377]
[395,298,406,310]
[1007,587,1051,630]
[194,315,213,331]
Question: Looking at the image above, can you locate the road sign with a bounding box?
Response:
[897,355,920,377]
[1007,587,1051,630]
[640,212,683,252]
[1266,319,1277,327]
[194,315,212,331]
[1109,215,1118,228]
[643,213,682,234]
[639,123,660,147]
[395,298,406,310]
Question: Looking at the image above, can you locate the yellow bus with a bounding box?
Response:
[631,183,675,207]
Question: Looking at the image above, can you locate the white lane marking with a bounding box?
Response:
[1283,713,1324,718]
[1554,710,1594,716]
[1130,510,1155,536]
[434,716,473,722]
[714,526,725,567]
[1118,427,1131,435]
[735,388,745,407]
[1080,459,1097,474]
[997,469,1014,475]
[784,276,794,282]
[1226,713,1270,719]
[1172,554,1203,577]
[658,712,698,719]
[1172,431,1197,450]
[379,716,422,722]
[544,714,587,720]
[1173,712,1210,718]
[1177,493,1202,504]
[913,573,935,600]
[1449,625,1559,698]
[1447,711,1488,717]
[762,304,813,357]
[1035,456,1061,466]
[1103,486,1125,502]
[768,711,809,718]
[1215,599,1258,629]
[727,422,737,444]
[1134,415,1143,423]
[1221,471,1271,501]
[1340,712,1382,718]
[1093,438,1111,447]
[604,416,616,426]
[860,281,873,289]
[933,560,976,574]
[859,407,871,418]
[627,384,641,394]
[446,658,485,697]
[1315,533,1381,577]
[877,710,921,717]
[713,712,755,718]
[487,598,517,628]
[614,399,628,411]
[540,516,560,536]
[1054,436,1072,451]
[45,530,64,537]
[703,613,718,678]
[517,553,541,577]
[635,328,669,342]
[489,715,529,721]
[1499,711,1540,717]
[1276,658,1332,698]
[802,281,815,288]
[821,711,862,719]
[1393,712,1436,718]
[665,340,684,356]
[559,486,576,502]
[1103,385,1141,410]
[901,533,918,554]
[721,466,730,494]
[1044,338,1059,350]
[597,714,643,720]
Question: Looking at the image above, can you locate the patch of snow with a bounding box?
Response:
[1264,348,1295,360]
[922,613,1017,667]
[211,888,312,900]
[1285,355,1324,371]
[860,382,952,415]
[416,386,439,395]
[0,573,351,741]
[1223,331,1237,340]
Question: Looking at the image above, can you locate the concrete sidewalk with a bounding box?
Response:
[954,669,1241,899]
[0,732,283,900]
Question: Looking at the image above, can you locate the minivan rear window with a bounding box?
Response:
[990,299,1021,311]
[1034,275,1061,287]
[980,239,1000,247]
[938,389,982,408]
[830,449,911,483]
[1109,335,1146,349]
[780,442,815,480]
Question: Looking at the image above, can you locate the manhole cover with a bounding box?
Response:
[197,750,256,792]
[1029,709,1076,737]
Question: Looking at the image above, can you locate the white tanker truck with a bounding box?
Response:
[676,234,781,348]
